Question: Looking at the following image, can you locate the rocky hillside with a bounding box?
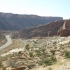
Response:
[12,20,65,38]
[0,12,63,30]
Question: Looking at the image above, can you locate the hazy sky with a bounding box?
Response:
[0,0,70,19]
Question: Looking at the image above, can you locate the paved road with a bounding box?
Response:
[20,39,26,48]
[0,35,12,50]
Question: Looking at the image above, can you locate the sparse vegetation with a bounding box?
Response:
[33,41,37,44]
[64,51,70,58]
[48,68,52,70]
[0,61,2,67]
[50,50,56,55]
[1,36,70,70]
[29,52,34,57]
[25,44,30,50]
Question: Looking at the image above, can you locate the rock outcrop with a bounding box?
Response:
[58,19,70,37]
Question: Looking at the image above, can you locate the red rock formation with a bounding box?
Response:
[18,20,64,38]
[58,19,70,37]
[65,20,70,29]
[59,29,70,37]
[12,19,70,38]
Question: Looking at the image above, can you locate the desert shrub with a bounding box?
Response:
[64,51,70,58]
[40,58,53,66]
[33,41,37,44]
[48,68,52,70]
[18,51,22,54]
[25,44,30,50]
[50,50,56,55]
[0,61,2,67]
[35,50,41,56]
[29,52,34,57]
[39,54,57,66]
[50,55,57,62]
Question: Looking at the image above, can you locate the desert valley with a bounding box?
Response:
[0,12,70,70]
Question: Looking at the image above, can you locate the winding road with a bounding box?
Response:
[20,39,26,48]
[1,38,26,57]
[0,35,12,50]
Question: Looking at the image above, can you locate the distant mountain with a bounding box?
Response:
[0,12,63,30]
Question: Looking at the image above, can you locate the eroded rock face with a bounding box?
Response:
[65,20,70,29]
[18,20,64,38]
[58,19,70,37]
[59,29,70,37]
[12,19,70,38]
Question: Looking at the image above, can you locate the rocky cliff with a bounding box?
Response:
[12,19,70,38]
[58,19,70,37]
[15,20,65,38]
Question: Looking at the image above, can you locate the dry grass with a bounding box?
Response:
[1,36,70,70]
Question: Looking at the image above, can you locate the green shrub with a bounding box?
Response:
[35,50,41,56]
[29,52,34,57]
[50,50,56,55]
[40,58,53,66]
[64,51,70,58]
[33,41,37,44]
[50,55,57,62]
[0,61,2,67]
[48,68,52,70]
[25,44,30,50]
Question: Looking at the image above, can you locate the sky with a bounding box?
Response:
[0,0,70,19]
